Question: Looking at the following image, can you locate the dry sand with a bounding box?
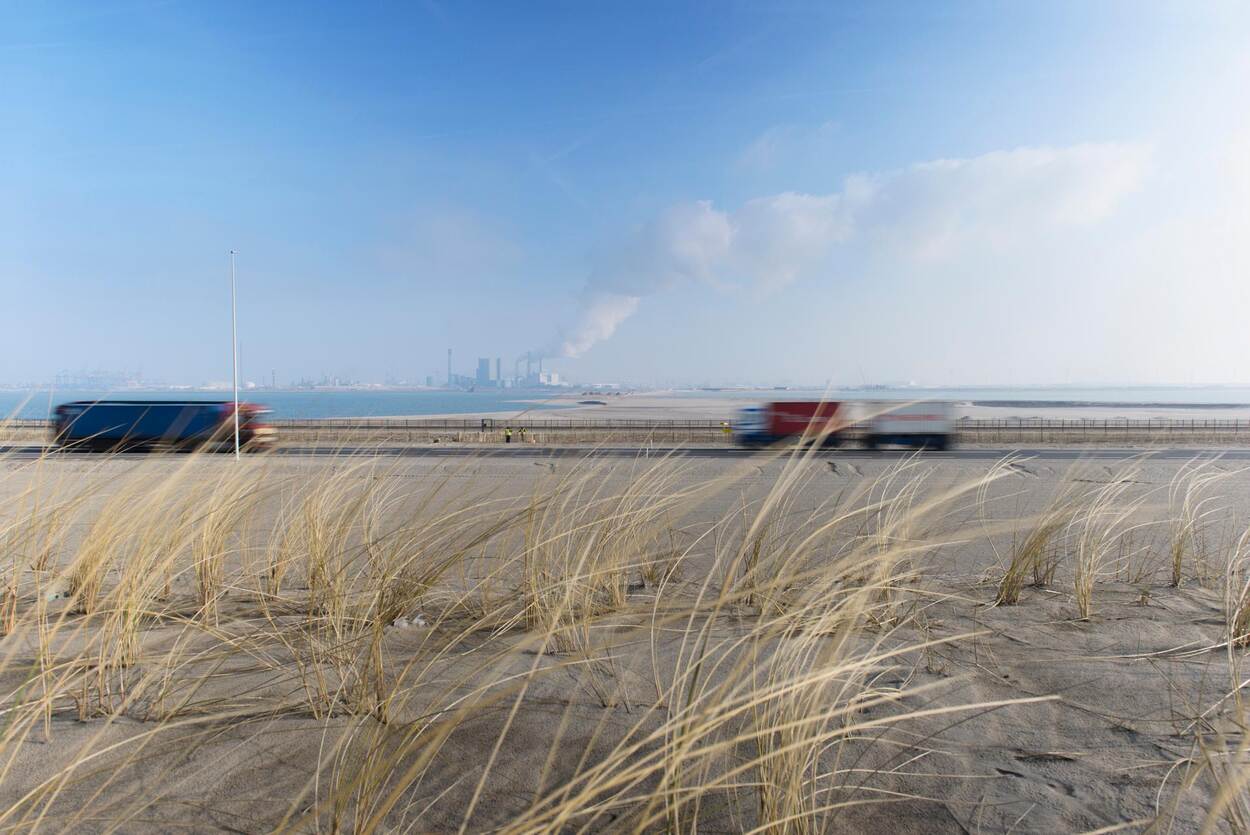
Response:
[0,450,1244,831]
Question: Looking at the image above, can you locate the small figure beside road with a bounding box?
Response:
[519,427,527,443]
[504,426,513,444]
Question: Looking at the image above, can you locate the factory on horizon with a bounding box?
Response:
[443,349,564,390]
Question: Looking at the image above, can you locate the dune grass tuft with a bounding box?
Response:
[1168,460,1232,588]
[1071,471,1144,620]
[996,477,1088,605]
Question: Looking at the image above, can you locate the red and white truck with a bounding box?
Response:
[733,400,954,450]
[859,400,955,450]
[732,401,848,447]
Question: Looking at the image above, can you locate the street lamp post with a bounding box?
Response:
[230,250,240,460]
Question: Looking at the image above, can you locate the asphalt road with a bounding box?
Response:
[2,445,1248,462]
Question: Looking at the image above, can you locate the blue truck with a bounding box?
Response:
[52,400,274,452]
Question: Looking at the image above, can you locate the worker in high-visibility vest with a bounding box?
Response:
[721,421,731,439]
[504,427,513,444]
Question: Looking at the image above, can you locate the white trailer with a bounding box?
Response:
[862,401,955,450]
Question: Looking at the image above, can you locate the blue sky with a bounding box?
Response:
[3,1,1248,386]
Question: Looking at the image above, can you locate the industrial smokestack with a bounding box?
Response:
[447,348,452,386]
[495,357,501,382]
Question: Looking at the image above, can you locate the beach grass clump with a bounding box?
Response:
[0,484,42,634]
[1072,473,1144,619]
[860,461,932,626]
[272,462,399,717]
[747,575,879,832]
[1222,524,1250,647]
[64,473,161,616]
[520,457,699,652]
[996,479,1088,605]
[728,444,880,619]
[1160,606,1250,834]
[1168,460,1232,588]
[75,462,209,714]
[1195,735,1250,834]
[247,457,528,720]
[192,464,267,622]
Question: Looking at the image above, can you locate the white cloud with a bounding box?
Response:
[601,201,734,295]
[559,142,1150,357]
[849,143,1152,261]
[732,192,856,288]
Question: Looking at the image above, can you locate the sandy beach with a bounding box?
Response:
[0,447,1244,831]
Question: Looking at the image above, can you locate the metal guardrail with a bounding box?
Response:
[10,416,1250,429]
[263,419,731,442]
[5,419,55,429]
[270,418,727,430]
[3,418,728,431]
[955,418,1250,434]
[957,418,1250,429]
[273,417,1250,430]
[10,417,1250,440]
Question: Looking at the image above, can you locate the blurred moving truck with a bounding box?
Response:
[53,400,274,452]
[861,401,954,450]
[734,400,954,450]
[733,401,847,448]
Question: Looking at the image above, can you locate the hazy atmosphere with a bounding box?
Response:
[4,1,1248,386]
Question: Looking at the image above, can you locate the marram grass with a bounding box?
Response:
[0,432,1244,831]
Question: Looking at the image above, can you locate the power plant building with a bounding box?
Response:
[443,350,566,389]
